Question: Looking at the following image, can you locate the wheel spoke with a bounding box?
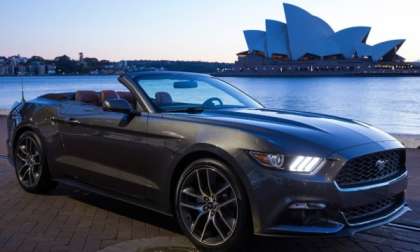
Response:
[182,188,202,200]
[30,139,36,155]
[191,211,207,233]
[200,213,211,241]
[32,165,40,175]
[214,184,230,197]
[16,152,27,163]
[18,145,29,158]
[180,202,202,211]
[26,138,32,154]
[30,169,38,185]
[217,198,236,209]
[217,210,233,232]
[18,162,28,173]
[19,165,30,178]
[196,170,207,197]
[27,169,34,185]
[33,170,40,181]
[212,215,226,241]
[206,169,213,195]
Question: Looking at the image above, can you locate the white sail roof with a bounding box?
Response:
[242,3,405,62]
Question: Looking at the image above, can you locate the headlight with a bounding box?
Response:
[249,151,285,169]
[249,151,324,174]
[289,156,323,173]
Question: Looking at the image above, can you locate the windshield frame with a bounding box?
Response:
[131,72,264,113]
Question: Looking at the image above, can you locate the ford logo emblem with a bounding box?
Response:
[375,160,389,171]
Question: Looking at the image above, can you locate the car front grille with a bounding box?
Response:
[335,149,406,189]
[342,194,403,224]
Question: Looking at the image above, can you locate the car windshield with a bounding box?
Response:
[134,74,263,112]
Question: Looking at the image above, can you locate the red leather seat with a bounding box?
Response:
[100,90,119,106]
[75,90,99,105]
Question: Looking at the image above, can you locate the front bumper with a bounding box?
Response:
[238,141,409,237]
[264,202,410,237]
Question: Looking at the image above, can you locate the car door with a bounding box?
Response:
[56,100,156,200]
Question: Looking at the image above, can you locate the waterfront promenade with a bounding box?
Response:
[0,115,419,251]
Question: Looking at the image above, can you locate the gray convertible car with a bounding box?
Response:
[7,71,409,251]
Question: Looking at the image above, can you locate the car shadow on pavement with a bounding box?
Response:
[47,183,181,234]
[47,183,370,252]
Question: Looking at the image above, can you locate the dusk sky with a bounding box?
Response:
[1,0,419,62]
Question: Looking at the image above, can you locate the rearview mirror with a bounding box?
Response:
[173,80,198,89]
[103,98,134,114]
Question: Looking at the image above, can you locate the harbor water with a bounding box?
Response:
[0,75,419,134]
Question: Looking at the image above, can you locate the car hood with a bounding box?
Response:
[175,108,398,154]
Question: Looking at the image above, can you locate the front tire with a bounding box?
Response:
[14,131,56,193]
[175,158,251,251]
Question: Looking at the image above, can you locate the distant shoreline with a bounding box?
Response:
[214,71,420,78]
[0,55,232,77]
[0,74,119,78]
[2,72,420,78]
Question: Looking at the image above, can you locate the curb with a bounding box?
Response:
[392,134,420,149]
[98,236,197,252]
[0,110,9,116]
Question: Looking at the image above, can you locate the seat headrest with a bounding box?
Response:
[155,92,173,106]
[75,90,99,105]
[100,90,119,105]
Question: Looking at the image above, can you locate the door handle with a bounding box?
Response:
[68,118,81,126]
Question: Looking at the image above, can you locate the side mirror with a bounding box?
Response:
[103,98,134,114]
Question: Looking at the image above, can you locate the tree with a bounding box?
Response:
[54,55,77,74]
[27,56,45,64]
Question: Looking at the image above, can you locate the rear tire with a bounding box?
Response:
[175,158,252,252]
[14,131,56,193]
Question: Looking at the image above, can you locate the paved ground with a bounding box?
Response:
[0,160,182,252]
[397,149,420,227]
[1,116,420,251]
[0,116,7,156]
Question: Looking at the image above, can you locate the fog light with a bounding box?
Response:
[288,202,326,210]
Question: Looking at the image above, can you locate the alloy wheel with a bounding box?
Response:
[15,135,42,188]
[178,166,239,246]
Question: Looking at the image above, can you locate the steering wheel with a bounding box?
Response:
[202,97,224,108]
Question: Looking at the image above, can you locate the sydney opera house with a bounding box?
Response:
[219,3,419,76]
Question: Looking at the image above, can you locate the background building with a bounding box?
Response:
[219,3,420,76]
[242,3,405,62]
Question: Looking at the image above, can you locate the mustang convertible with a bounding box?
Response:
[7,71,409,251]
